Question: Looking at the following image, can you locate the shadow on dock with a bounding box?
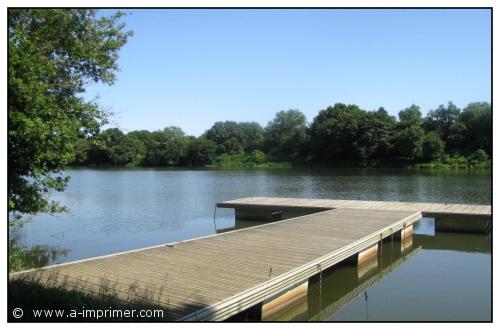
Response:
[9,270,204,321]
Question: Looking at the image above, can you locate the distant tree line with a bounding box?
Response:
[72,101,491,167]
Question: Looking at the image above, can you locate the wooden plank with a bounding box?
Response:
[183,237,328,262]
[138,245,300,274]
[99,254,261,292]
[131,250,273,282]
[81,259,236,298]
[103,252,269,286]
[40,265,221,306]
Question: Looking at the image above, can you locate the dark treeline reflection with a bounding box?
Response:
[72,102,491,168]
[272,232,490,321]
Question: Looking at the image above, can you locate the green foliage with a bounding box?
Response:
[185,137,217,166]
[66,100,491,170]
[415,153,491,170]
[8,245,31,273]
[438,155,470,168]
[73,138,92,165]
[309,104,399,164]
[99,129,131,165]
[395,126,425,161]
[394,105,426,161]
[310,104,365,162]
[422,102,491,156]
[445,121,467,153]
[141,127,189,166]
[247,150,267,164]
[212,151,290,168]
[460,102,492,155]
[469,149,489,163]
[8,9,132,215]
[204,121,245,155]
[264,109,309,161]
[422,131,445,161]
[9,240,69,273]
[356,107,397,161]
[238,122,265,152]
[423,102,461,149]
[398,104,423,127]
[203,121,265,155]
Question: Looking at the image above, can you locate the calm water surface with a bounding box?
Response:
[304,218,491,321]
[10,168,492,321]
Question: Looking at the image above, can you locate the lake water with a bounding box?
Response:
[9,167,492,321]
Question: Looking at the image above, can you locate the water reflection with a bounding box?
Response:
[220,217,491,321]
[414,232,491,253]
[9,238,70,272]
[315,222,491,321]
[304,238,421,321]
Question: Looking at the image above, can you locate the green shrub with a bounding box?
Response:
[469,149,489,163]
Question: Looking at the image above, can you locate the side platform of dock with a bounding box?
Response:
[217,197,491,234]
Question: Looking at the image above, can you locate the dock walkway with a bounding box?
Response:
[12,207,421,321]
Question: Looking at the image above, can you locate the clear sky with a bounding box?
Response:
[84,9,491,137]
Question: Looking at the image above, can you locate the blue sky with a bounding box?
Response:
[84,9,491,136]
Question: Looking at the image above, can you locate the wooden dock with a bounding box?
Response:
[11,207,422,321]
[217,196,491,219]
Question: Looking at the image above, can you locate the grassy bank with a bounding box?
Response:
[9,278,170,321]
[413,154,491,170]
[208,151,291,168]
[8,246,34,273]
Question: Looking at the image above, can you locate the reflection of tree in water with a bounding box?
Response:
[9,240,70,272]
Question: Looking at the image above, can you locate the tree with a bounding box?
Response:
[8,9,132,215]
[469,149,489,163]
[356,107,397,161]
[72,138,92,165]
[460,102,492,156]
[204,121,246,155]
[394,105,426,161]
[237,122,265,152]
[398,104,423,128]
[100,128,143,166]
[424,102,462,151]
[185,137,217,166]
[445,121,467,154]
[127,130,153,164]
[422,131,445,161]
[264,109,309,161]
[395,126,425,160]
[124,131,148,164]
[309,103,364,162]
[142,127,189,166]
